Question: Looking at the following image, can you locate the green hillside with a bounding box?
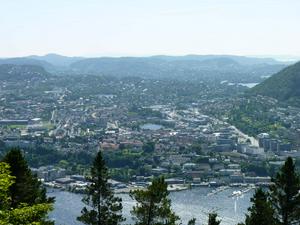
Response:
[0,64,49,81]
[251,61,300,104]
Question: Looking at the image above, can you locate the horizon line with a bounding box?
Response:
[1,53,300,62]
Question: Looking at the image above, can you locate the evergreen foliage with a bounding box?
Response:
[208,213,221,225]
[241,157,300,225]
[269,157,300,225]
[130,176,180,225]
[187,218,196,225]
[244,188,277,225]
[77,151,124,225]
[2,148,54,208]
[0,162,53,225]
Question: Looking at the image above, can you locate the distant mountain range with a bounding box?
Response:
[1,54,300,105]
[69,56,286,82]
[28,53,84,67]
[0,54,289,82]
[150,54,283,65]
[251,61,300,104]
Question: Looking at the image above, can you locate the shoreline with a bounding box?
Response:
[45,182,268,195]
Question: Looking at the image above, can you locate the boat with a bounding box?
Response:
[229,190,243,197]
[207,186,229,196]
[191,182,209,187]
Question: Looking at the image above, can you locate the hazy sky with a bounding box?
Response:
[1,0,300,58]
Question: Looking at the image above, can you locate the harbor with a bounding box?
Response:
[48,186,255,225]
[43,176,267,195]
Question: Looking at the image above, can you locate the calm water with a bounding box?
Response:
[238,83,259,88]
[140,123,164,130]
[48,187,253,225]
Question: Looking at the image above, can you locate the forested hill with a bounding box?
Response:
[0,57,55,72]
[70,56,285,82]
[0,64,50,81]
[251,61,300,105]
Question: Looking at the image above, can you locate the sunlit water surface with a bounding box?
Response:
[48,187,253,225]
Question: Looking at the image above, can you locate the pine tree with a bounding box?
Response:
[77,151,124,225]
[0,162,53,225]
[244,188,277,225]
[2,148,54,208]
[269,157,300,225]
[130,176,180,225]
[208,213,221,225]
[187,218,196,225]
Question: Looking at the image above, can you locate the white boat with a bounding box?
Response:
[229,190,242,197]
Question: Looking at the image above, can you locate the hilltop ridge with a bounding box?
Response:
[251,61,300,105]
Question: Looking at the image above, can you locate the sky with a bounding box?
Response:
[1,0,300,58]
